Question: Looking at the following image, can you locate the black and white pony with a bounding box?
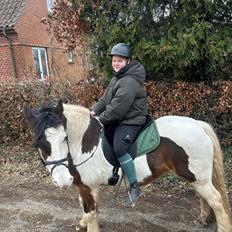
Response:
[24,100,231,232]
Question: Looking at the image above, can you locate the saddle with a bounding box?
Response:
[101,115,160,167]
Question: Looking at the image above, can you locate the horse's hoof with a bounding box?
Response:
[76,225,86,231]
[200,214,215,225]
[79,219,87,229]
[76,221,87,231]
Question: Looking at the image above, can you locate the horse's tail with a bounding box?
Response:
[197,120,231,216]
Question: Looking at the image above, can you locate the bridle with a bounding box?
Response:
[38,136,98,175]
[38,136,71,175]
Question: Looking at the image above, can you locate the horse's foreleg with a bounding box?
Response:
[77,185,100,232]
[77,211,99,232]
[86,211,100,232]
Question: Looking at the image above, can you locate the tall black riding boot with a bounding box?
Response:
[124,182,142,207]
[108,166,120,186]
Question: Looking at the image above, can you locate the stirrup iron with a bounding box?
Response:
[108,166,120,186]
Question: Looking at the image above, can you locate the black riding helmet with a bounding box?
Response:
[109,43,132,59]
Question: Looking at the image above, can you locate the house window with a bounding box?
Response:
[67,50,74,64]
[32,47,49,80]
[46,0,53,12]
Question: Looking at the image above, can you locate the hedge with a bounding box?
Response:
[0,79,231,146]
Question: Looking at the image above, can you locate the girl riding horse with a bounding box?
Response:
[91,43,148,207]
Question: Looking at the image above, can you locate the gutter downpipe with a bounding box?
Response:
[2,28,17,79]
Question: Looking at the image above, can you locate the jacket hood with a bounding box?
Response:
[114,60,146,84]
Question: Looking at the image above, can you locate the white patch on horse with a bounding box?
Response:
[74,144,112,187]
[45,126,73,188]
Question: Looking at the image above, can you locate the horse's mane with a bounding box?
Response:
[32,101,63,143]
[63,104,90,118]
[32,101,91,143]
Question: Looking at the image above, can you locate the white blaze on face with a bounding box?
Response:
[45,125,73,188]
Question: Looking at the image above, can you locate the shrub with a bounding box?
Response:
[0,80,231,146]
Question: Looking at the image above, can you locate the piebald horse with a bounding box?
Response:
[24,99,231,232]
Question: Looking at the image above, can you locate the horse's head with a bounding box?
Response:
[24,99,74,188]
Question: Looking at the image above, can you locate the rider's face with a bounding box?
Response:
[112,56,128,72]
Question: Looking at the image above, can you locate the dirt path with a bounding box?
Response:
[0,175,218,232]
[0,145,231,232]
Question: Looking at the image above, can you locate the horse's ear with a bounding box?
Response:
[24,107,35,125]
[54,99,63,117]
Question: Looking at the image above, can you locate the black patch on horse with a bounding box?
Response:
[81,117,102,154]
[146,137,196,182]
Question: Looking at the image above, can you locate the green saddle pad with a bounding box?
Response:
[136,119,160,157]
[99,118,160,159]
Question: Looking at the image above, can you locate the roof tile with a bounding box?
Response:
[0,0,27,28]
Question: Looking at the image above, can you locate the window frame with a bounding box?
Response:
[32,47,49,80]
[67,50,74,64]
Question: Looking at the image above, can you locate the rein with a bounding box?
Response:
[67,138,98,168]
[39,136,98,174]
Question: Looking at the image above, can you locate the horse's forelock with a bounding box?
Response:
[32,108,64,145]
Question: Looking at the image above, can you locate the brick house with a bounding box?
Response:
[0,0,84,81]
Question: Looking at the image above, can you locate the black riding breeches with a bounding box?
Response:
[104,124,142,159]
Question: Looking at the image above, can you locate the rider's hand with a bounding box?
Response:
[90,111,96,117]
